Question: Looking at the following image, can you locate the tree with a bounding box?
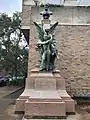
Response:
[0,12,28,79]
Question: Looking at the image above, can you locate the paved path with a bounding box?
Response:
[0,87,90,120]
[0,86,23,120]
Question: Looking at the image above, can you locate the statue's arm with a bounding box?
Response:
[38,39,52,45]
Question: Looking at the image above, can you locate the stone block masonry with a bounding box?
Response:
[56,25,90,96]
[16,70,75,116]
[21,4,90,96]
[28,25,90,96]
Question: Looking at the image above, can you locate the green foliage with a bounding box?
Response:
[8,77,25,86]
[0,12,28,82]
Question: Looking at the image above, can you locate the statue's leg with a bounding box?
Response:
[46,50,51,71]
[40,52,46,70]
[51,54,56,70]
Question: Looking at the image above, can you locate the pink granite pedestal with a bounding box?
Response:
[15,69,75,118]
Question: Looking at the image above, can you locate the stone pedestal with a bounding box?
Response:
[15,69,75,118]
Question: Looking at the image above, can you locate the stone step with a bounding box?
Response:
[16,90,75,113]
[23,118,66,120]
[25,100,66,117]
[28,90,62,102]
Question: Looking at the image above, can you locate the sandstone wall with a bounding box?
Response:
[21,5,31,26]
[27,24,90,96]
[31,6,90,25]
[22,5,90,96]
[56,25,90,96]
[22,6,90,26]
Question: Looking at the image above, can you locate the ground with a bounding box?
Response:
[0,86,23,120]
[0,86,90,120]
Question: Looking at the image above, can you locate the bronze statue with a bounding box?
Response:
[34,22,58,71]
[34,5,58,71]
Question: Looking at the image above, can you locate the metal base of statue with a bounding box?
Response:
[15,68,75,118]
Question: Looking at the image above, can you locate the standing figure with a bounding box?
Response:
[34,22,58,71]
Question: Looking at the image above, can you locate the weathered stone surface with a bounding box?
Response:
[16,71,75,115]
[21,5,90,95]
[35,78,56,90]
[26,70,66,90]
[25,101,66,117]
[16,98,27,112]
[22,5,31,26]
[27,24,90,95]
[21,6,90,26]
[30,7,90,25]
[56,25,90,95]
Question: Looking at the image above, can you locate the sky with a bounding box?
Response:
[0,0,90,16]
[0,0,22,16]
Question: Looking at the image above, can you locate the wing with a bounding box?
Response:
[33,22,44,41]
[48,22,58,34]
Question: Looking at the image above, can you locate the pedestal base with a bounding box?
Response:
[15,69,75,117]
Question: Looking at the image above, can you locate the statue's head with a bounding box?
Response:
[44,30,51,41]
[44,32,48,40]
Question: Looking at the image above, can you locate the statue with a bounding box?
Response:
[34,5,58,71]
[34,22,58,71]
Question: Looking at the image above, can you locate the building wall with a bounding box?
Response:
[23,0,90,6]
[56,25,90,96]
[80,0,90,5]
[21,5,31,26]
[31,6,90,25]
[22,5,90,96]
[27,23,90,96]
[22,6,90,26]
